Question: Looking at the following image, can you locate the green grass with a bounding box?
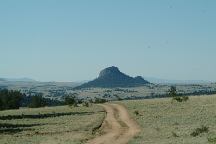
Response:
[120,95,216,144]
[0,105,105,144]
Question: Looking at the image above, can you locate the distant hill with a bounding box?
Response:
[144,77,211,84]
[0,77,36,82]
[0,78,6,81]
[75,66,149,89]
[6,78,36,82]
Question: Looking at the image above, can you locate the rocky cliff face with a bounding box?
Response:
[75,66,149,89]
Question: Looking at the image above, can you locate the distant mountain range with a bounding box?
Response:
[144,77,211,84]
[0,73,212,85]
[0,78,36,82]
[75,66,149,89]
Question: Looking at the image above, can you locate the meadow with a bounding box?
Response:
[1,93,216,144]
[120,95,216,144]
[0,105,105,144]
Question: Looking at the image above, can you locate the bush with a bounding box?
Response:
[94,98,107,104]
[64,95,78,107]
[134,110,140,116]
[172,131,179,137]
[182,96,189,101]
[28,94,47,108]
[83,101,90,107]
[168,87,189,102]
[0,89,24,110]
[173,96,189,102]
[190,125,209,137]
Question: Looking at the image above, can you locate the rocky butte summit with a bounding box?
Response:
[75,66,149,89]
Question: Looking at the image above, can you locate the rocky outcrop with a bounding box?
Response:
[75,66,149,89]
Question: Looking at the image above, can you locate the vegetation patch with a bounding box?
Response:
[190,125,209,137]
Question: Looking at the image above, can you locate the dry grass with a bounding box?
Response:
[0,105,105,144]
[120,95,216,144]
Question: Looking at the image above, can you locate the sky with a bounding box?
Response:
[0,0,216,82]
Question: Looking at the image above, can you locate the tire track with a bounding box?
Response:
[87,103,140,144]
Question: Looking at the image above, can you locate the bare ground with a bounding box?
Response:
[87,103,141,144]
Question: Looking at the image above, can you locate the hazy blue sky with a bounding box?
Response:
[0,0,216,82]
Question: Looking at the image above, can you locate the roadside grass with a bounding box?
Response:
[120,95,216,144]
[0,105,105,144]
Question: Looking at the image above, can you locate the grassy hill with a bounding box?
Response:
[120,95,216,144]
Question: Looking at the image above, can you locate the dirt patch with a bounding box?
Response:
[87,103,140,144]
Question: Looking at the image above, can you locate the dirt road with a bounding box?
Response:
[87,103,140,144]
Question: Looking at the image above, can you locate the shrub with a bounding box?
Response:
[0,89,24,110]
[182,96,189,101]
[172,96,189,102]
[28,95,47,108]
[172,131,179,137]
[64,96,78,107]
[94,98,107,104]
[83,101,90,107]
[190,125,209,137]
[134,110,140,116]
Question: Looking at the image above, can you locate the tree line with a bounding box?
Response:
[0,89,107,111]
[0,89,63,110]
[0,89,23,110]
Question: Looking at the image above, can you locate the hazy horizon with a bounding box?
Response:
[1,0,216,82]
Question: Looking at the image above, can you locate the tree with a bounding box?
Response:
[64,95,77,106]
[0,89,23,110]
[0,98,3,110]
[28,94,47,108]
[168,86,189,102]
[168,86,177,98]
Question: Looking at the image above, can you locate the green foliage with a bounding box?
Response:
[0,89,23,110]
[168,86,189,102]
[0,97,3,110]
[168,86,177,97]
[173,96,189,102]
[28,94,47,108]
[172,131,179,137]
[83,101,90,107]
[64,95,78,107]
[134,110,140,116]
[182,96,189,101]
[190,125,209,137]
[94,98,107,104]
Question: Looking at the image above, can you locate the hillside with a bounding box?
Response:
[75,66,149,89]
[121,95,216,144]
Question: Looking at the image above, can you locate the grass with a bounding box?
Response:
[120,95,216,144]
[0,105,105,144]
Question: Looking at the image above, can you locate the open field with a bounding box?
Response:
[0,105,105,144]
[120,95,216,144]
[1,93,216,144]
